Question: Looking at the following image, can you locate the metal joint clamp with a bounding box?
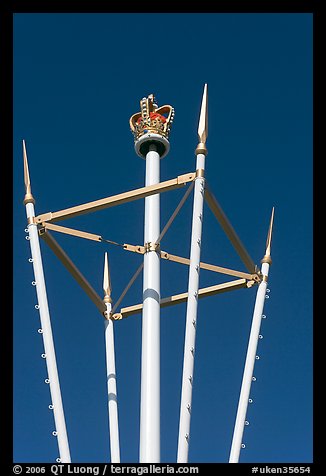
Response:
[144,242,161,253]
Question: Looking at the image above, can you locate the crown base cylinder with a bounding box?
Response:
[134,133,170,159]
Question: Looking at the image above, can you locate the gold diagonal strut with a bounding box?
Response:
[155,181,195,244]
[119,242,258,281]
[40,229,106,315]
[40,222,124,248]
[34,172,196,224]
[205,186,257,274]
[39,222,256,281]
[118,240,257,281]
[123,243,145,254]
[41,220,258,283]
[111,262,144,314]
[112,278,247,319]
[160,251,257,281]
[41,222,102,242]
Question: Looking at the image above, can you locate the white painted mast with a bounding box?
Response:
[177,84,208,463]
[23,140,71,463]
[103,252,120,463]
[130,94,174,463]
[139,141,161,462]
[229,208,274,463]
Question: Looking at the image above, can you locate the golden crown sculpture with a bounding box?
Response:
[129,94,175,142]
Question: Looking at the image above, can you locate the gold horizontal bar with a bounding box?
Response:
[41,222,102,242]
[112,278,247,319]
[40,229,106,315]
[123,243,145,254]
[205,187,257,274]
[160,250,258,281]
[35,172,196,224]
[120,243,258,281]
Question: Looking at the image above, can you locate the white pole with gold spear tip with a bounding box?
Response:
[22,140,71,463]
[177,84,208,463]
[229,208,274,463]
[103,252,120,463]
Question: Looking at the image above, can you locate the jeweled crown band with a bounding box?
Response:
[130,94,174,141]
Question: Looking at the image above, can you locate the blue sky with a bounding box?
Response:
[13,13,313,463]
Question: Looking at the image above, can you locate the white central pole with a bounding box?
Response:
[23,142,71,463]
[139,143,161,463]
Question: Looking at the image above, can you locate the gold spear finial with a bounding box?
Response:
[22,140,35,205]
[261,207,274,265]
[103,252,112,304]
[195,83,208,156]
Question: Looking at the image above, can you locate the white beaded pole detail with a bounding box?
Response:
[229,208,274,463]
[177,84,208,463]
[23,141,71,463]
